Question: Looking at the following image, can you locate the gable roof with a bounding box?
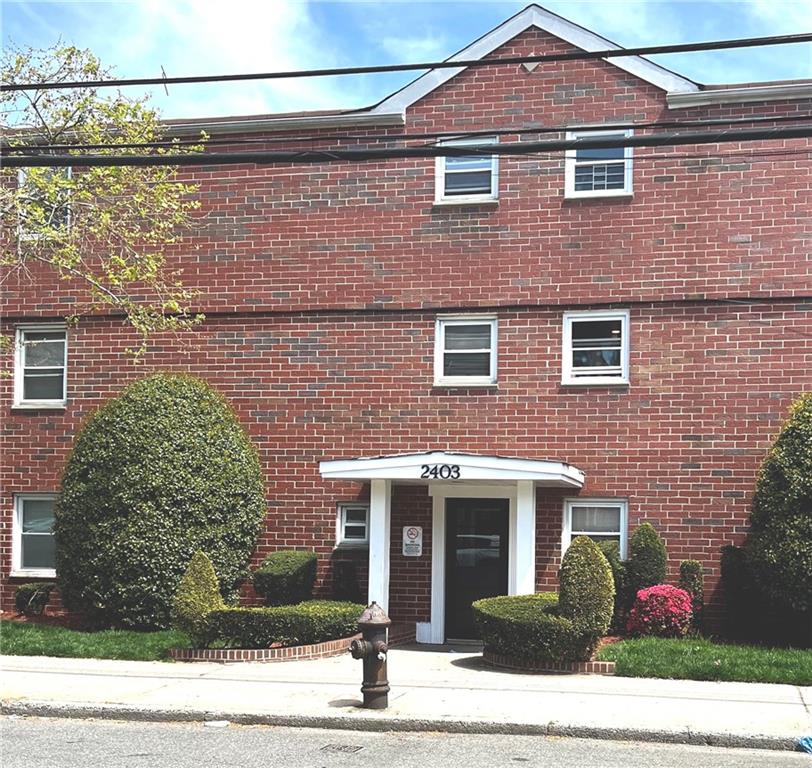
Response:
[369,3,699,115]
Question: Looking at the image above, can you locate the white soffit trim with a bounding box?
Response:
[667,82,812,109]
[370,4,698,114]
[319,451,585,487]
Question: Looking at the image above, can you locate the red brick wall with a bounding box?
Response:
[1,26,810,628]
[2,301,810,622]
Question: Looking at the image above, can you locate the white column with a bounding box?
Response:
[514,480,536,594]
[368,479,391,612]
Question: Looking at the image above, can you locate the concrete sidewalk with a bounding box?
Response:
[2,645,810,751]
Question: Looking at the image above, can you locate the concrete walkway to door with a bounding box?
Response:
[2,644,810,752]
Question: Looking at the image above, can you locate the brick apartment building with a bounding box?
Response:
[2,5,811,639]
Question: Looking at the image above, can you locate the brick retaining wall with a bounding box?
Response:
[483,649,615,675]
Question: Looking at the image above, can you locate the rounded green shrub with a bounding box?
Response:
[745,393,812,614]
[559,536,614,636]
[253,550,318,606]
[55,374,267,629]
[472,593,594,662]
[171,551,225,646]
[206,600,364,648]
[678,559,704,630]
[598,540,628,633]
[626,523,667,604]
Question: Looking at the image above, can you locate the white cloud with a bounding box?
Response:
[379,33,449,62]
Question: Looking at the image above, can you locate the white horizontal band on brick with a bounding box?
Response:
[320,452,585,487]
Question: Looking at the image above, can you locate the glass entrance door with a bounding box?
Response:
[445,497,509,640]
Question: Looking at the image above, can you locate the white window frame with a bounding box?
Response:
[562,309,630,386]
[336,503,370,547]
[14,324,69,408]
[434,315,498,387]
[562,498,629,560]
[564,129,633,199]
[17,167,73,240]
[12,493,58,578]
[435,136,499,204]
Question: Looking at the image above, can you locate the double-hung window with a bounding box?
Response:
[13,494,57,577]
[14,325,68,407]
[337,503,369,547]
[435,137,498,202]
[434,316,497,386]
[563,499,628,558]
[562,310,629,385]
[565,129,632,198]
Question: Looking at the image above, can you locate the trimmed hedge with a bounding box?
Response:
[15,582,56,616]
[598,541,628,633]
[560,536,614,636]
[205,600,364,648]
[55,374,267,629]
[626,523,667,605]
[253,550,318,606]
[746,392,812,615]
[678,560,704,630]
[472,593,595,662]
[171,551,225,646]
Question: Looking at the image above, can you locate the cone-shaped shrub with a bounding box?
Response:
[171,551,225,646]
[745,393,812,614]
[56,374,266,629]
[598,540,628,633]
[253,550,318,606]
[678,559,704,630]
[626,523,667,604]
[559,536,615,636]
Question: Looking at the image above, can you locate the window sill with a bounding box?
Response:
[564,191,633,201]
[561,379,629,387]
[333,542,369,552]
[11,569,56,579]
[12,402,67,411]
[433,197,499,208]
[434,381,499,389]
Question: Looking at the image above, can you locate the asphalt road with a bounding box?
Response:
[2,717,809,767]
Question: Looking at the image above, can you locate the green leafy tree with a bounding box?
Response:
[1,44,205,357]
[746,393,812,614]
[55,374,267,628]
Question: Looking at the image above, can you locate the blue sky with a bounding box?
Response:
[2,1,811,119]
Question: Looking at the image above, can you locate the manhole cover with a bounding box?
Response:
[321,744,364,754]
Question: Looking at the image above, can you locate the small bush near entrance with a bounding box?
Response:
[205,600,364,648]
[55,374,266,629]
[14,582,56,616]
[626,584,692,638]
[171,551,225,646]
[473,593,594,662]
[598,541,627,633]
[559,536,614,636]
[626,523,667,605]
[253,550,318,606]
[678,560,704,630]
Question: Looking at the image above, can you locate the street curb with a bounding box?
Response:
[1,699,801,752]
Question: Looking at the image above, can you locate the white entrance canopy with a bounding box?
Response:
[319,452,585,641]
[319,451,585,487]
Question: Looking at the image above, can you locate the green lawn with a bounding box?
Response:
[0,620,191,661]
[596,636,812,685]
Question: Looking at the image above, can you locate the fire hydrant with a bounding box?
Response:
[349,601,391,709]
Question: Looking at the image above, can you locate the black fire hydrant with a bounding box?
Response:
[349,601,391,709]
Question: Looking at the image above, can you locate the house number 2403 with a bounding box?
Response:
[420,464,460,479]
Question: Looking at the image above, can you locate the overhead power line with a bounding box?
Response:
[5,112,812,154]
[3,32,812,92]
[3,125,811,168]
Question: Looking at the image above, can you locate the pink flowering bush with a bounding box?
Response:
[626,584,693,638]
